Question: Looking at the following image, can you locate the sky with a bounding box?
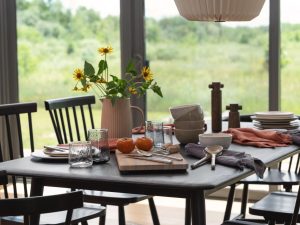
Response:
[62,0,300,26]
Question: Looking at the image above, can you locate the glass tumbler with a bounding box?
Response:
[88,128,110,163]
[152,122,164,148]
[145,121,154,140]
[69,141,93,168]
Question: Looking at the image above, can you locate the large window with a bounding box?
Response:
[281,0,300,113]
[17,0,120,146]
[145,0,269,121]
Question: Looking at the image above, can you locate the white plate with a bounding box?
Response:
[31,151,68,160]
[254,111,294,119]
[251,116,298,122]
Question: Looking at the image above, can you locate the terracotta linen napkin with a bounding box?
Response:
[59,141,118,150]
[132,124,175,135]
[132,126,145,134]
[224,128,292,148]
[185,143,266,178]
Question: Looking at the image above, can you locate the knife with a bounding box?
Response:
[150,152,183,161]
[44,146,69,152]
[125,155,172,164]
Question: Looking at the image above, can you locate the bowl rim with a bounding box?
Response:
[169,104,202,110]
[198,133,232,138]
[175,128,205,132]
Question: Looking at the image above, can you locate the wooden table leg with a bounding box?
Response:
[191,191,206,225]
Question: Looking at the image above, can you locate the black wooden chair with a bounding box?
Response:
[0,170,105,225]
[222,182,300,225]
[44,95,160,225]
[0,102,105,225]
[223,114,300,222]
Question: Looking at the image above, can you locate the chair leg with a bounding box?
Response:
[118,206,126,225]
[223,184,236,222]
[185,198,191,225]
[148,197,160,225]
[240,183,249,218]
[268,219,275,225]
[99,204,107,225]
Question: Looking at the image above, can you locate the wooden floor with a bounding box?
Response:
[3,185,256,225]
[87,196,253,225]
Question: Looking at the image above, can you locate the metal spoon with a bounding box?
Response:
[190,153,211,170]
[205,145,223,170]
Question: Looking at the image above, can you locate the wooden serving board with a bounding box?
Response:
[115,150,188,172]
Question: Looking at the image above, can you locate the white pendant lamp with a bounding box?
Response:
[174,0,266,22]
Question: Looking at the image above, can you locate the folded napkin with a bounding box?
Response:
[185,143,266,178]
[224,128,292,148]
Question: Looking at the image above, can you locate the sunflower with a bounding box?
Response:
[98,46,113,55]
[73,68,84,81]
[72,86,79,91]
[81,83,91,92]
[128,87,138,95]
[141,66,153,81]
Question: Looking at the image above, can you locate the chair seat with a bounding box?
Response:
[222,220,267,225]
[249,191,298,222]
[240,169,300,185]
[1,204,106,225]
[82,190,151,205]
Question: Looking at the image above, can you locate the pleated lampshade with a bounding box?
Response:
[174,0,266,22]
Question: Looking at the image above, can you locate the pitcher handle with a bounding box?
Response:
[130,106,145,133]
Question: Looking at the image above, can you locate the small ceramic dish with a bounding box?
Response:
[198,133,232,149]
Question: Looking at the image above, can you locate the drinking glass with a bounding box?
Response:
[152,122,164,148]
[88,128,110,163]
[145,121,154,140]
[69,141,93,168]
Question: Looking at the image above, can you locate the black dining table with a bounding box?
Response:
[0,144,299,225]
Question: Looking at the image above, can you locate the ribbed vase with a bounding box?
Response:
[101,98,132,138]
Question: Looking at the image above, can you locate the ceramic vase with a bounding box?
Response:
[101,98,144,138]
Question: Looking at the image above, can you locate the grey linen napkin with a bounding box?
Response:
[185,143,266,178]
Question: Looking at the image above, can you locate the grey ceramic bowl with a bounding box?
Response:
[169,104,204,121]
[175,128,205,144]
[174,120,205,130]
[198,133,232,149]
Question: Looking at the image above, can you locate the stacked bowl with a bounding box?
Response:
[170,104,206,144]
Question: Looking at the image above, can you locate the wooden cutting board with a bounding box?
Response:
[115,150,188,172]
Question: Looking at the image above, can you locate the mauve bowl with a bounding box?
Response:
[174,128,205,144]
[198,133,232,149]
[169,104,204,121]
[174,120,206,130]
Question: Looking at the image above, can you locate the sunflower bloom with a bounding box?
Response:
[141,66,153,81]
[98,46,113,55]
[129,87,138,95]
[81,84,91,92]
[73,68,84,81]
[97,77,107,83]
[72,86,79,91]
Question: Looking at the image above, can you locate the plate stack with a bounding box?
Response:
[251,111,299,132]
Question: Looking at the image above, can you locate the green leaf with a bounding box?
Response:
[97,60,107,75]
[80,77,87,87]
[151,84,163,98]
[125,61,137,76]
[84,61,95,77]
